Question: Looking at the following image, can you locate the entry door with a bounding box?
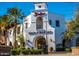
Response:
[36,37,46,49]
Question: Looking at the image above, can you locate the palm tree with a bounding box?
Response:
[62,7,79,42]
[17,34,25,48]
[64,7,79,40]
[7,7,23,48]
[0,15,10,45]
[61,20,75,50]
[0,16,3,45]
[66,20,75,40]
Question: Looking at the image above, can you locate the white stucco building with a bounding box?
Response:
[7,2,66,52]
[7,24,23,46]
[23,2,66,52]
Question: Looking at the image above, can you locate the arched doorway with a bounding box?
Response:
[62,39,71,51]
[35,36,46,49]
[76,37,79,47]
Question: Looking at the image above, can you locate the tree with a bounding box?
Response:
[17,34,25,48]
[62,7,79,49]
[7,7,23,48]
[0,16,3,45]
[74,7,79,32]
[66,20,75,39]
[63,7,79,40]
[0,15,10,45]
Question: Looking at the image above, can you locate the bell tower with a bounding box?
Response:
[34,2,47,11]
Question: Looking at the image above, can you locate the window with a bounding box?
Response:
[10,30,12,34]
[26,23,28,28]
[56,20,60,27]
[36,17,43,29]
[50,39,52,42]
[9,41,12,46]
[49,20,52,25]
[38,5,41,8]
[17,27,20,34]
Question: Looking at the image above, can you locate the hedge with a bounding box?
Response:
[11,48,20,55]
[11,48,43,55]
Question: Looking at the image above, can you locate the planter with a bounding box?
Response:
[0,45,11,56]
[72,47,79,55]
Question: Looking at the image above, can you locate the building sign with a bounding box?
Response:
[29,30,53,35]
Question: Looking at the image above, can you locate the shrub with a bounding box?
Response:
[33,48,38,54]
[11,48,43,55]
[21,48,31,55]
[20,47,25,52]
[65,48,72,52]
[11,48,20,55]
[38,49,43,54]
[30,48,34,55]
[21,47,26,50]
[27,48,31,55]
[33,48,43,55]
[21,49,28,55]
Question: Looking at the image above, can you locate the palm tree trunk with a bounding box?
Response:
[4,29,8,46]
[0,28,2,45]
[14,16,18,48]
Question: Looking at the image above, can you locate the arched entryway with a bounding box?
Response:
[34,36,48,54]
[62,39,71,51]
[35,36,46,49]
[76,37,79,47]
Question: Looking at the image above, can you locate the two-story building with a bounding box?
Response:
[23,2,66,52]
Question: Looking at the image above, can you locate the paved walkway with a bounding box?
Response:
[28,52,79,56]
[47,52,79,56]
[11,52,79,56]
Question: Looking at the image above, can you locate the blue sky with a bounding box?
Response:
[0,2,79,21]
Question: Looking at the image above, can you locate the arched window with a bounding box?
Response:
[25,23,28,29]
[36,17,43,29]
